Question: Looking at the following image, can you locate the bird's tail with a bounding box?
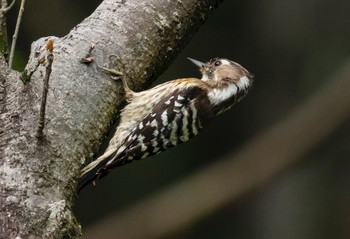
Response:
[77,158,110,193]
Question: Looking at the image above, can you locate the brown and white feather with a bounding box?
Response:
[78,58,253,191]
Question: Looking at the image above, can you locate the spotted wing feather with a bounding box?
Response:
[102,86,209,168]
[78,86,209,191]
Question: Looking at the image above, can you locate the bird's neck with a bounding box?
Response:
[205,76,252,115]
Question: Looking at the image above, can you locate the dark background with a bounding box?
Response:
[6,0,350,238]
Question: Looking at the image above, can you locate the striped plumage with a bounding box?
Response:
[78,58,254,191]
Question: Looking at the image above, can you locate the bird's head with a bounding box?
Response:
[188,57,254,108]
[188,57,254,90]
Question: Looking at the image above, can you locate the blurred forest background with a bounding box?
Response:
[4,0,350,238]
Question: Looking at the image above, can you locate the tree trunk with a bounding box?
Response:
[0,0,221,238]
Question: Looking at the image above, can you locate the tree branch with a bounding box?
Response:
[0,0,221,238]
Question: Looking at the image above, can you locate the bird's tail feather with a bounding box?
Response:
[77,159,110,193]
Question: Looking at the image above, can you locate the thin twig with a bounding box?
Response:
[80,43,95,64]
[36,39,54,139]
[8,0,24,68]
[0,0,16,60]
[2,0,16,13]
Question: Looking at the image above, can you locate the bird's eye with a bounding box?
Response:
[214,60,221,66]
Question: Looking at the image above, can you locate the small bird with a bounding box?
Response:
[78,57,254,192]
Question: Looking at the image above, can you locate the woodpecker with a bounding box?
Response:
[78,57,254,192]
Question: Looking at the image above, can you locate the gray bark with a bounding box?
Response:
[0,0,221,238]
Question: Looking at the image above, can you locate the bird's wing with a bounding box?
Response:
[77,85,208,191]
[103,85,209,169]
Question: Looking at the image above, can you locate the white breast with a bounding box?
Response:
[207,76,251,106]
[207,83,238,105]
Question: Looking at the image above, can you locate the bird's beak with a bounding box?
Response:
[187,57,204,67]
